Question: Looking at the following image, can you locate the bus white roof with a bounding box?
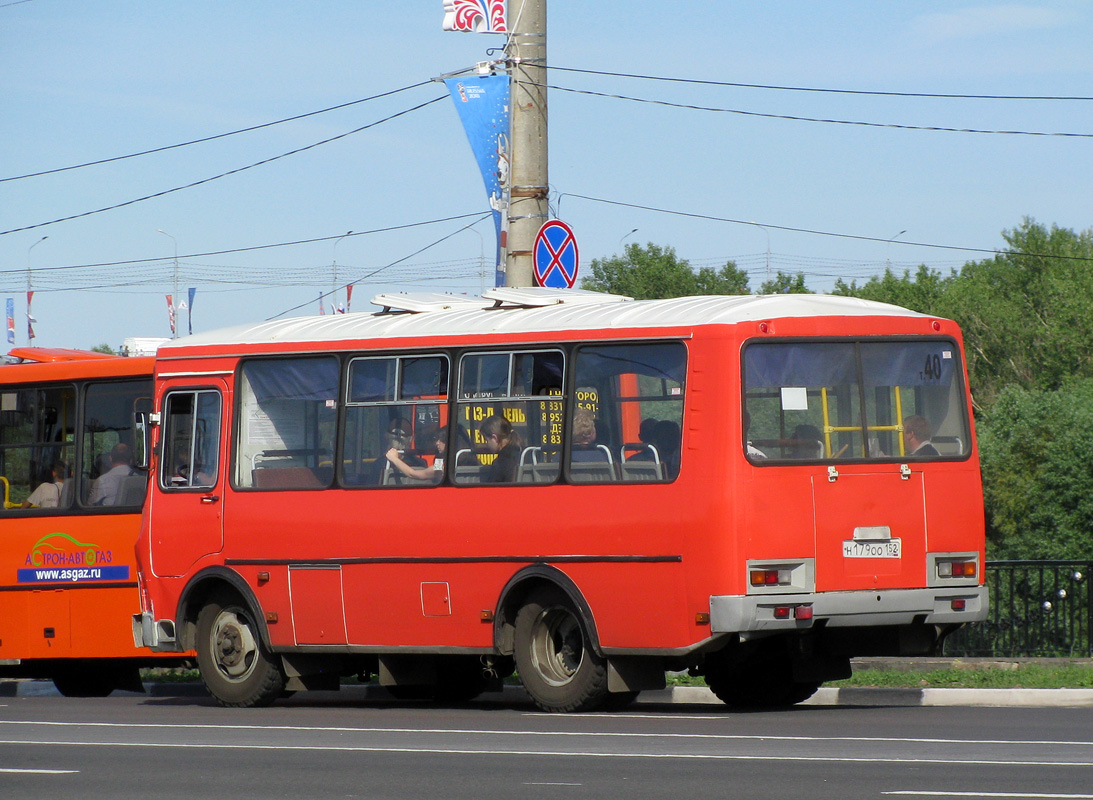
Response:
[160,291,928,354]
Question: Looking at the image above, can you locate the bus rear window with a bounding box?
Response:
[743,339,970,462]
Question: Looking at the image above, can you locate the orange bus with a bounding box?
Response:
[0,347,183,695]
[134,288,987,711]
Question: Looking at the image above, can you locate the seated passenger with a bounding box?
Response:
[21,461,67,509]
[386,425,475,482]
[789,424,824,459]
[651,419,682,477]
[570,408,608,462]
[480,414,521,483]
[627,417,660,461]
[88,444,134,505]
[743,410,766,459]
[367,417,424,484]
[903,415,940,457]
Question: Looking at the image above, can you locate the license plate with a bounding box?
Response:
[843,538,901,558]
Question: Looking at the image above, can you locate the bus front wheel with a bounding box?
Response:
[196,593,285,708]
[514,587,608,713]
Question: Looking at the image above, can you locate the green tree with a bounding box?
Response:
[940,219,1093,408]
[978,379,1093,559]
[758,271,810,294]
[582,243,749,299]
[832,265,954,313]
[91,343,116,355]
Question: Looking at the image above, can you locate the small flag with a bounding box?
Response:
[318,292,324,316]
[187,288,196,335]
[166,294,176,335]
[346,285,354,312]
[26,291,35,341]
[6,298,14,345]
[442,0,506,33]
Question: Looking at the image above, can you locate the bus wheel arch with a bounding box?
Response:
[493,565,602,659]
[176,567,270,653]
[179,569,286,708]
[496,567,609,713]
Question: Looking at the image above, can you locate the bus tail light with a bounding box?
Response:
[951,598,967,611]
[750,568,790,586]
[937,559,977,579]
[772,604,813,621]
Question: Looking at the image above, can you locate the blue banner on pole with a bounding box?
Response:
[5,298,13,345]
[444,74,509,286]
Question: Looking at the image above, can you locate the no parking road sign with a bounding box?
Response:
[533,220,579,288]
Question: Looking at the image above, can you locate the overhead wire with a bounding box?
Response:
[544,83,1093,138]
[267,212,493,319]
[548,66,1093,102]
[0,94,448,237]
[0,80,434,183]
[560,193,1093,263]
[0,212,488,276]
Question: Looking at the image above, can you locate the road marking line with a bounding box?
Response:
[0,739,1089,766]
[0,767,78,774]
[885,793,1093,799]
[1,720,1090,750]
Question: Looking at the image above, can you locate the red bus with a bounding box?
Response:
[0,348,183,695]
[134,288,987,711]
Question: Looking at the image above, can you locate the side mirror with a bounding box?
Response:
[134,411,159,470]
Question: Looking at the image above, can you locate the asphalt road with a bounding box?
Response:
[2,692,1091,800]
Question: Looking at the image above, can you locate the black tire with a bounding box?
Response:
[513,587,608,713]
[195,592,285,708]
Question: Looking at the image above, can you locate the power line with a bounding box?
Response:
[561,193,1093,263]
[0,80,433,183]
[549,65,1093,102]
[546,84,1093,138]
[269,213,493,319]
[0,212,488,275]
[0,95,447,237]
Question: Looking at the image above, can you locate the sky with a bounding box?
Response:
[2,1,1091,351]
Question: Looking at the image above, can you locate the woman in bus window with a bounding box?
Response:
[570,408,608,463]
[480,414,521,483]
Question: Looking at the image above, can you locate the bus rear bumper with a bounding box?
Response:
[132,612,183,653]
[710,586,988,635]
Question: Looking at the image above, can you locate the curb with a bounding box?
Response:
[3,680,1093,707]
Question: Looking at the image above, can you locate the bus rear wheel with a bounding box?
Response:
[196,592,285,708]
[514,587,607,713]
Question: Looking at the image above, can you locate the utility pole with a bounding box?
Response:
[505,0,548,287]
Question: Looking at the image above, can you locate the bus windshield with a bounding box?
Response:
[743,338,971,462]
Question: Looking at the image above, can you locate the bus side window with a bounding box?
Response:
[235,357,338,491]
[0,386,77,511]
[571,342,686,483]
[342,354,449,488]
[454,350,564,486]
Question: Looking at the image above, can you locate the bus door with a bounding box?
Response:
[149,384,227,578]
[812,469,927,592]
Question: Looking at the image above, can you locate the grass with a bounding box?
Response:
[666,660,1093,690]
[832,662,1093,689]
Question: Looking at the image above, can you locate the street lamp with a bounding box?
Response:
[26,235,47,345]
[332,231,353,313]
[157,229,179,337]
[886,230,907,271]
[619,228,638,251]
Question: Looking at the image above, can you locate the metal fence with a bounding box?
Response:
[944,560,1093,657]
